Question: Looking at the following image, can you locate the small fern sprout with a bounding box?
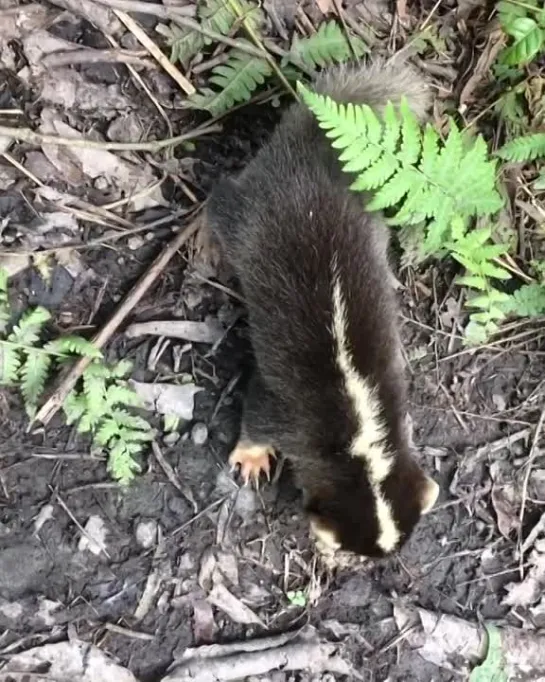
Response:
[62,362,154,484]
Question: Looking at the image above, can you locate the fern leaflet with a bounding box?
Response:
[21,353,52,417]
[46,336,102,358]
[0,342,21,385]
[495,133,545,162]
[9,307,50,347]
[499,16,545,65]
[188,51,272,115]
[502,282,545,316]
[63,391,87,425]
[107,439,142,485]
[170,0,264,65]
[285,21,366,70]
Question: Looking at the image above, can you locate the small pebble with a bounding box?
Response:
[135,520,158,549]
[127,236,144,250]
[163,432,180,446]
[191,422,208,445]
[94,176,109,191]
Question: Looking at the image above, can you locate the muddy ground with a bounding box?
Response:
[1,0,545,680]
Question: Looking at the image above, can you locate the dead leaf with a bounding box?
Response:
[459,29,505,110]
[489,461,521,539]
[313,0,334,15]
[504,541,545,608]
[22,32,132,113]
[131,381,203,420]
[192,600,215,643]
[38,110,164,211]
[491,484,519,539]
[78,516,108,556]
[396,0,408,22]
[394,605,485,672]
[215,551,239,586]
[207,583,266,628]
[33,504,55,535]
[0,4,50,71]
[125,318,223,344]
[3,640,138,682]
[46,0,123,36]
[215,499,231,545]
[0,254,31,277]
[197,547,217,592]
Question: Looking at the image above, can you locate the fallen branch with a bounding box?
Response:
[32,215,202,427]
[0,122,221,152]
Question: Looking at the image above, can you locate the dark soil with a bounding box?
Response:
[1,1,545,681]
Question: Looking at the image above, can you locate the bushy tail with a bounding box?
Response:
[313,56,431,122]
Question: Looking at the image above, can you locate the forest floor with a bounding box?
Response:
[1,0,545,680]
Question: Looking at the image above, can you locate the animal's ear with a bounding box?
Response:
[420,475,439,514]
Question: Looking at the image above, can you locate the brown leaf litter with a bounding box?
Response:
[395,605,545,679]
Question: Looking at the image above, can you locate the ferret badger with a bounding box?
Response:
[207,58,440,559]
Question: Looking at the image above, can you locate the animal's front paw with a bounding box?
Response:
[229,441,276,488]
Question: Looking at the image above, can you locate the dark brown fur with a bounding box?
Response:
[207,58,438,558]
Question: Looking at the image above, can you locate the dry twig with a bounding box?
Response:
[113,9,195,94]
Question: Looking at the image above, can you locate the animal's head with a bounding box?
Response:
[305,450,439,560]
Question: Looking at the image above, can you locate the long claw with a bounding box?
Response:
[228,442,275,488]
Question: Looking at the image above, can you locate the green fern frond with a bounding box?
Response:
[21,352,52,417]
[0,342,21,385]
[298,85,503,246]
[8,307,51,347]
[110,359,134,379]
[298,82,521,345]
[63,391,87,425]
[170,26,205,65]
[499,16,544,65]
[82,362,108,426]
[111,408,151,432]
[46,336,102,358]
[105,384,142,409]
[107,438,142,485]
[286,21,366,70]
[119,426,155,443]
[188,51,272,115]
[169,0,263,65]
[495,133,545,162]
[502,282,545,316]
[202,0,263,35]
[95,416,120,447]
